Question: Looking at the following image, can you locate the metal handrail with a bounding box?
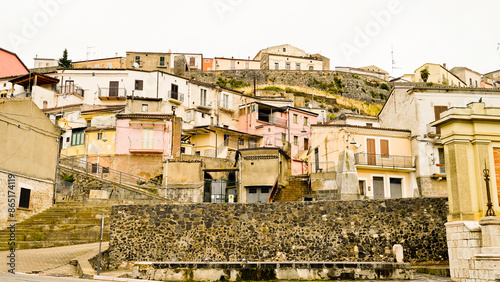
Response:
[59,155,165,194]
[354,153,415,168]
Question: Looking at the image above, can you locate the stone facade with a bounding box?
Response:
[445,218,500,281]
[109,197,448,266]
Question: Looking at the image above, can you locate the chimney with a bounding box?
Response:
[443,63,447,69]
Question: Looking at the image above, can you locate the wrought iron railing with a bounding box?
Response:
[56,85,84,96]
[59,155,164,195]
[354,153,414,168]
[98,87,127,98]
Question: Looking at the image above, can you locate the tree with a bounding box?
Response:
[420,68,430,82]
[58,49,73,68]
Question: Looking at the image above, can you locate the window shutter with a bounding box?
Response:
[380,139,389,158]
[434,106,448,134]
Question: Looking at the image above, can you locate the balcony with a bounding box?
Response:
[98,87,126,100]
[129,139,164,153]
[354,153,415,170]
[168,90,184,104]
[257,115,287,127]
[56,85,84,97]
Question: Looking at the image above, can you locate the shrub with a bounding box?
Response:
[262,86,284,91]
[62,173,75,182]
[380,83,389,90]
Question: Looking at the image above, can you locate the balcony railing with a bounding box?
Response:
[129,139,164,153]
[98,87,127,99]
[354,153,415,169]
[56,85,84,97]
[168,91,184,103]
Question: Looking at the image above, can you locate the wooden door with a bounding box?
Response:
[367,138,376,165]
[109,81,119,97]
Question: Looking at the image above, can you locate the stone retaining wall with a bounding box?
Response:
[109,197,448,266]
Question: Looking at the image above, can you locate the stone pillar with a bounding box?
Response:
[444,221,482,280]
[336,150,359,200]
[479,216,500,255]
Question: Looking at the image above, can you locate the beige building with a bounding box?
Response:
[73,57,126,69]
[431,102,500,221]
[0,99,60,228]
[449,67,482,88]
[237,148,290,203]
[254,44,330,71]
[309,124,417,199]
[414,63,466,87]
[126,51,203,75]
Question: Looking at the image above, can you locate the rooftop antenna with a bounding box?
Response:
[391,46,401,77]
[86,46,96,68]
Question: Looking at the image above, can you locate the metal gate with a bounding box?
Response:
[203,180,238,203]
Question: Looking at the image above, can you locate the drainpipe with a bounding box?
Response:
[53,135,62,205]
[156,71,159,99]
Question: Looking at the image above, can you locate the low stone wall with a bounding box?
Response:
[109,197,448,266]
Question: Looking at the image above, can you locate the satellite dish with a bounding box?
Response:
[133,62,139,68]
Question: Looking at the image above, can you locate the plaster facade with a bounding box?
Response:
[413,63,465,87]
[379,86,500,197]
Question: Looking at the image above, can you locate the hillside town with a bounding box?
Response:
[1,43,500,281]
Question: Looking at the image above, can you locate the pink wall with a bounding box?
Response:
[115,119,172,156]
[0,49,29,78]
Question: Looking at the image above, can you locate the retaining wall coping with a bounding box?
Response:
[445,220,481,231]
[135,261,412,270]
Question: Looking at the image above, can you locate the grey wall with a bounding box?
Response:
[109,197,448,266]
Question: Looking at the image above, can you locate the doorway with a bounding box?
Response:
[390,178,402,198]
[246,186,271,203]
[373,176,385,199]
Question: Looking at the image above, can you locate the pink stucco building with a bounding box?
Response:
[238,102,317,175]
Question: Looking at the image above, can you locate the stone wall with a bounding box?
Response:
[109,197,448,266]
[190,70,390,104]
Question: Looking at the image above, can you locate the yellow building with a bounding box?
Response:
[309,124,417,199]
[431,102,500,221]
[414,63,466,87]
[72,57,126,69]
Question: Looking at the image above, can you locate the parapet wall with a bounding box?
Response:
[109,197,448,266]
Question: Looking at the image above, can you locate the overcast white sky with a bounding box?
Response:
[2,0,499,77]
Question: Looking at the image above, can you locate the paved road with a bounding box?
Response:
[0,242,107,275]
[0,273,96,281]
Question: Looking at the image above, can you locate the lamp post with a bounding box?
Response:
[483,162,496,217]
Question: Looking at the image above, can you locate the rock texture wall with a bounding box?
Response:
[109,197,448,266]
[190,70,390,104]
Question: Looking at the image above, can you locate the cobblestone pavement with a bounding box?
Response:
[0,242,108,275]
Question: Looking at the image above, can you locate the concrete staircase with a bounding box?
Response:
[0,201,112,251]
[273,175,310,202]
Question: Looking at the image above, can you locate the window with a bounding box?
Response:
[380,139,389,158]
[159,56,165,66]
[142,128,154,149]
[293,114,298,124]
[222,94,229,109]
[43,100,48,109]
[87,120,91,127]
[366,123,373,127]
[200,89,207,106]
[71,129,85,146]
[195,151,201,156]
[66,137,70,143]
[170,84,179,100]
[93,64,100,68]
[245,62,249,69]
[97,132,103,140]
[475,80,478,88]
[19,188,31,209]
[282,133,286,142]
[238,139,244,146]
[181,147,186,154]
[274,62,279,70]
[135,80,143,90]
[134,56,140,64]
[283,47,286,52]
[309,66,314,71]
[470,78,473,86]
[304,138,309,150]
[186,110,192,121]
[106,63,112,69]
[189,57,195,66]
[359,180,366,196]
[285,63,290,70]
[293,136,298,145]
[142,104,148,112]
[434,106,448,134]
[304,117,309,126]
[296,64,300,70]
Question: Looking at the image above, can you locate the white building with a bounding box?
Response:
[254,44,330,71]
[378,85,500,197]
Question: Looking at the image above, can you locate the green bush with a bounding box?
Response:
[62,173,75,182]
[261,86,284,91]
[380,83,389,90]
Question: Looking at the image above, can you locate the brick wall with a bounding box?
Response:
[109,197,448,266]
